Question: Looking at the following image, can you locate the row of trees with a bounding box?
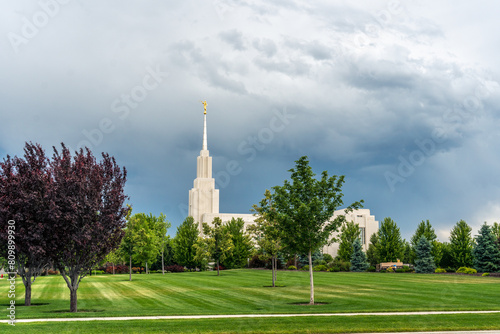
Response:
[357,218,500,272]
[0,143,128,312]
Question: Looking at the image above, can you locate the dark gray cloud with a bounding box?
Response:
[1,1,500,240]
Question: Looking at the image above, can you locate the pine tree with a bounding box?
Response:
[414,236,436,273]
[473,223,500,273]
[350,238,369,272]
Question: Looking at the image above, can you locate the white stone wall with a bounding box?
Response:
[322,209,379,258]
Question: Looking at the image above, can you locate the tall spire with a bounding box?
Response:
[201,100,207,150]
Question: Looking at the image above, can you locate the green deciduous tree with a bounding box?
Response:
[173,216,200,270]
[350,238,369,272]
[195,217,233,276]
[414,236,436,273]
[250,189,283,287]
[337,221,360,262]
[269,156,363,304]
[492,222,500,241]
[449,220,474,268]
[222,218,253,269]
[378,217,403,262]
[366,232,380,266]
[130,213,165,274]
[472,223,500,273]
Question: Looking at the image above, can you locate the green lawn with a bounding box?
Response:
[1,270,499,332]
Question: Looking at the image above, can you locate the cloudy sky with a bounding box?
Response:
[2,0,500,241]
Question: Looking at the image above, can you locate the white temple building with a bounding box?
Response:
[188,104,378,256]
[188,104,255,230]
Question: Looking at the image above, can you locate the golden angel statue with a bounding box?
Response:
[201,100,207,114]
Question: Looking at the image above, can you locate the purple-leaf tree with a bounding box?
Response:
[48,144,128,313]
[0,143,52,306]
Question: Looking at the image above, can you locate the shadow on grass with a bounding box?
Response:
[48,309,105,313]
[6,303,50,307]
[289,302,329,306]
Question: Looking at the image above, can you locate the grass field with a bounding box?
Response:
[1,269,499,333]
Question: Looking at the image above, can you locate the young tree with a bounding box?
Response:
[250,189,283,287]
[195,217,233,276]
[337,221,360,262]
[48,145,128,312]
[173,216,200,269]
[104,249,122,275]
[153,213,171,274]
[378,217,403,262]
[472,223,500,273]
[118,206,136,281]
[0,143,52,306]
[414,236,436,273]
[129,213,163,274]
[269,156,363,304]
[492,222,500,241]
[449,220,474,268]
[222,218,253,269]
[366,232,380,266]
[410,220,442,265]
[350,238,369,272]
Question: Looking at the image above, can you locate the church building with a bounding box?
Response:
[188,103,378,256]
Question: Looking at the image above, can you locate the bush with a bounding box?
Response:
[301,265,309,271]
[456,267,477,274]
[403,266,414,273]
[93,270,105,275]
[328,266,340,272]
[313,265,328,272]
[380,269,387,273]
[165,265,185,273]
[288,265,297,270]
[395,268,405,273]
[435,268,447,273]
[482,272,490,276]
[323,254,334,263]
[105,265,129,274]
[367,266,376,272]
[248,254,266,268]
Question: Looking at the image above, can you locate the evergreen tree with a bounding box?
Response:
[414,236,436,273]
[366,232,380,266]
[350,238,369,272]
[449,220,474,268]
[337,221,360,262]
[378,217,403,262]
[410,220,441,265]
[472,223,500,273]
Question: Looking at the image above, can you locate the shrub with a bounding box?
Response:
[301,265,309,271]
[105,265,129,274]
[249,254,266,268]
[328,266,340,272]
[288,265,297,270]
[367,266,376,272]
[456,267,477,274]
[313,265,328,272]
[482,272,490,277]
[380,269,387,273]
[93,270,105,275]
[165,265,185,273]
[435,268,447,273]
[323,254,334,263]
[395,268,405,273]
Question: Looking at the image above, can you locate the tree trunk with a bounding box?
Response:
[308,250,314,305]
[70,288,78,313]
[146,262,148,274]
[24,280,32,306]
[274,257,277,282]
[272,256,276,288]
[294,254,298,268]
[217,259,220,276]
[129,255,132,281]
[112,262,115,275]
[162,249,165,275]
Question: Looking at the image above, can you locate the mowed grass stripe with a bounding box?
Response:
[1,269,499,319]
